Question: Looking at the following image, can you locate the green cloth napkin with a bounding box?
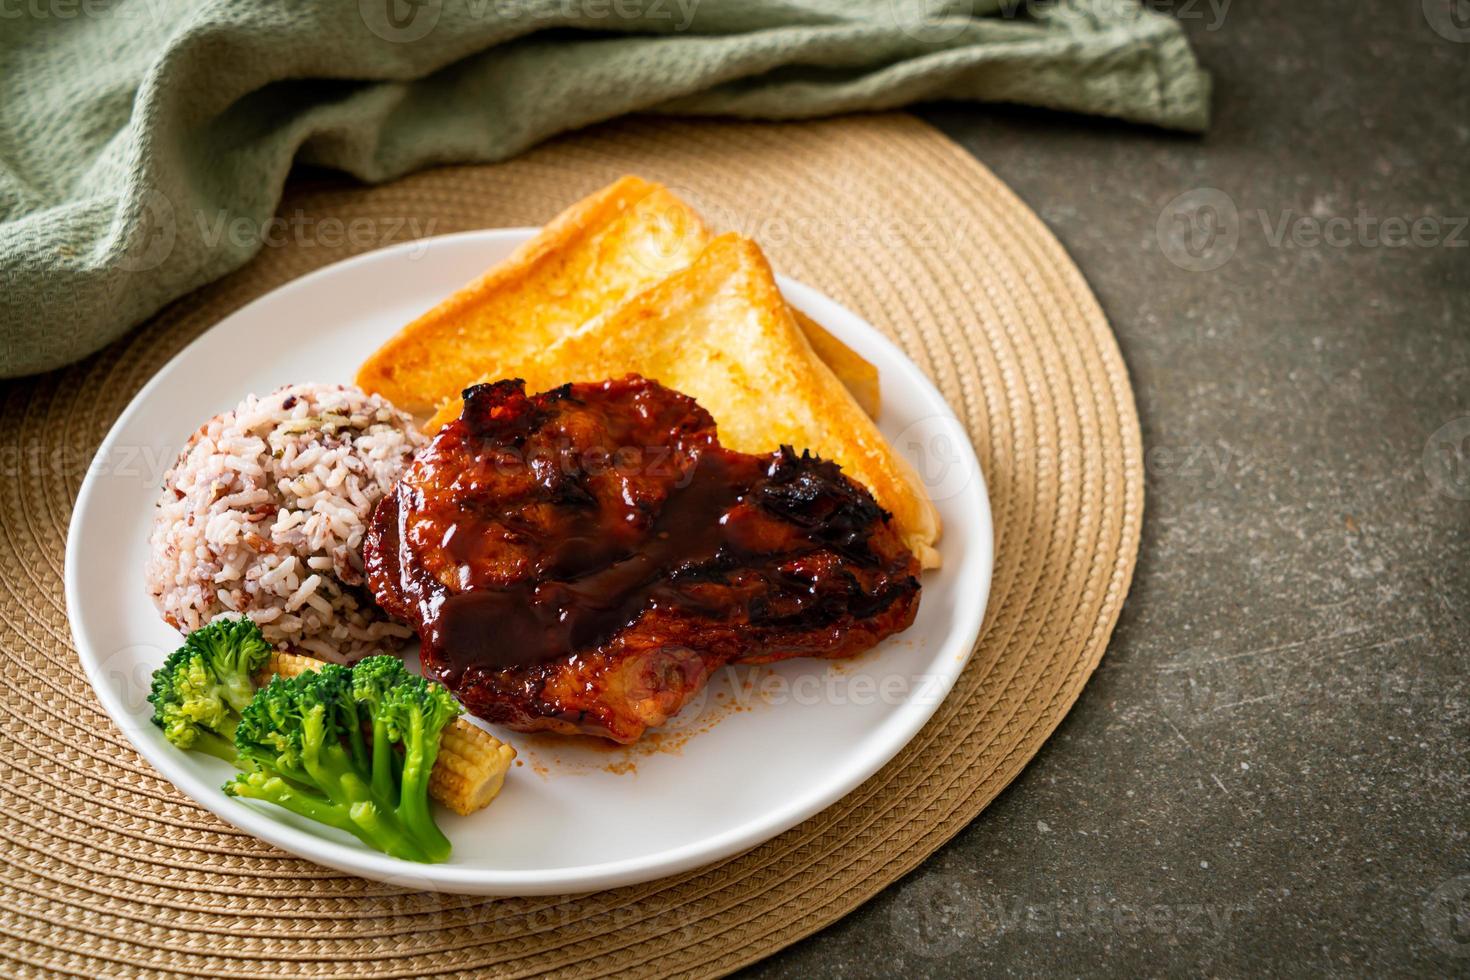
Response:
[0,0,1208,377]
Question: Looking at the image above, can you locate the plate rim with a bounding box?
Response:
[64,228,993,895]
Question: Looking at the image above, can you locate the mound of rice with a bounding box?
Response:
[146,383,426,663]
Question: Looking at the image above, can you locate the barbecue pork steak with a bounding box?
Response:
[366,375,921,742]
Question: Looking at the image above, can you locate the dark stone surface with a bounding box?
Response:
[742,3,1469,976]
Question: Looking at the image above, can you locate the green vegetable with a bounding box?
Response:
[222,656,462,864]
[147,618,271,764]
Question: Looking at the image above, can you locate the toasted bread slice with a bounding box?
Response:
[356,175,880,419]
[356,175,711,417]
[791,309,881,417]
[429,234,940,567]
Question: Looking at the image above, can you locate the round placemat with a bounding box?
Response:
[0,114,1141,977]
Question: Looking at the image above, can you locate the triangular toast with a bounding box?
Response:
[356,176,880,419]
[356,175,709,417]
[429,234,941,567]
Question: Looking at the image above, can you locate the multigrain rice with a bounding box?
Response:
[146,383,425,662]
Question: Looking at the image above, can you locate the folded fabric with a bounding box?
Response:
[0,0,1209,376]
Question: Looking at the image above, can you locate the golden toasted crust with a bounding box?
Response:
[357,175,880,421]
[430,234,940,567]
[355,175,711,417]
[791,309,881,418]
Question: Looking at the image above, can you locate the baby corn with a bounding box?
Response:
[257,651,516,815]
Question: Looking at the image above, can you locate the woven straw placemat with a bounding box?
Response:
[0,114,1141,978]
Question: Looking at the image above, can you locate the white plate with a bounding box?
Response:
[66,229,992,895]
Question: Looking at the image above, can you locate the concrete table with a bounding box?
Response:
[745,4,1469,975]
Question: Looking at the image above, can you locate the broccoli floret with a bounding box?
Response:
[378,664,461,863]
[227,666,428,862]
[349,655,412,802]
[185,617,270,713]
[225,658,462,864]
[147,618,271,763]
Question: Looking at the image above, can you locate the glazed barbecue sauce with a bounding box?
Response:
[399,380,752,676]
[364,376,925,740]
[371,377,909,681]
[430,450,755,674]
